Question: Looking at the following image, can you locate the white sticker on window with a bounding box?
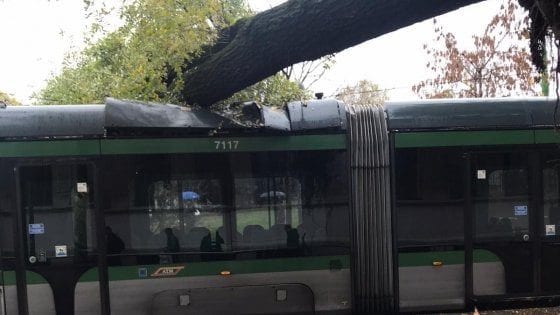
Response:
[546,224,556,236]
[77,182,88,193]
[514,205,528,216]
[55,245,67,257]
[477,170,486,179]
[28,223,44,235]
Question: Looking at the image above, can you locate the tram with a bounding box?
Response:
[0,97,559,314]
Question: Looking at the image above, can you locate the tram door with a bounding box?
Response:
[469,151,535,298]
[16,163,101,315]
[540,150,560,292]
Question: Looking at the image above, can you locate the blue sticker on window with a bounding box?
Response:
[28,223,45,235]
[514,205,528,216]
[138,267,148,278]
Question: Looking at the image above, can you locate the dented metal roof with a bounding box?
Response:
[0,98,347,139]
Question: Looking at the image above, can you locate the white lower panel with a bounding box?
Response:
[108,269,351,315]
[399,264,465,311]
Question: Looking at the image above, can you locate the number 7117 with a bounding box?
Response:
[214,140,239,150]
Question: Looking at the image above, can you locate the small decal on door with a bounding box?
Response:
[77,182,88,193]
[28,223,44,235]
[55,245,67,257]
[477,170,486,179]
[546,224,556,236]
[514,205,528,216]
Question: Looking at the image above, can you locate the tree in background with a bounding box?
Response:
[36,0,326,106]
[337,80,387,106]
[413,0,554,99]
[36,0,250,104]
[0,90,20,105]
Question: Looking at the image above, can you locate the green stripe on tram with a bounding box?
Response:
[394,130,535,148]
[0,135,345,158]
[398,249,500,267]
[534,129,560,144]
[2,271,49,285]
[0,140,100,157]
[2,251,503,285]
[76,255,350,282]
[100,134,346,155]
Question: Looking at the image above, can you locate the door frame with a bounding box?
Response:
[13,158,108,315]
[464,148,541,307]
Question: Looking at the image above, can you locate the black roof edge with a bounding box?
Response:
[385,97,558,131]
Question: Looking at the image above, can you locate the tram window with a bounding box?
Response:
[148,179,224,234]
[234,177,302,249]
[231,151,349,253]
[542,155,560,236]
[19,164,96,258]
[103,155,227,252]
[396,148,464,247]
[102,150,349,258]
[473,153,529,240]
[148,179,225,250]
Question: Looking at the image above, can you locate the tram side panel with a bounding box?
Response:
[394,146,507,312]
[100,149,352,314]
[396,147,469,311]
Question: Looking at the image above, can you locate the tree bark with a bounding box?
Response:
[181,0,484,106]
[535,0,560,38]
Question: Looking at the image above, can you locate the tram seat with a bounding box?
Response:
[184,227,211,251]
[216,226,242,250]
[242,225,267,248]
[267,224,288,248]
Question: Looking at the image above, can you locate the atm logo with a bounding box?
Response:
[150,266,185,277]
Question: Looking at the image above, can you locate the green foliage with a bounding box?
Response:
[0,90,20,105]
[226,73,309,107]
[36,0,309,107]
[36,0,251,105]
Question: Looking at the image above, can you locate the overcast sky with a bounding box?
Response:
[0,0,503,103]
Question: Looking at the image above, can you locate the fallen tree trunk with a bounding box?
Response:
[181,0,484,106]
[535,0,560,37]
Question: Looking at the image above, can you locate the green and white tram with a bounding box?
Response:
[0,97,559,314]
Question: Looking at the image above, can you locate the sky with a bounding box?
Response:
[0,0,505,103]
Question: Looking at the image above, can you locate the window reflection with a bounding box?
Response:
[20,165,96,260]
[234,177,302,250]
[473,153,529,240]
[102,151,349,263]
[396,148,465,246]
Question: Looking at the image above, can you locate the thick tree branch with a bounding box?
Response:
[181,0,484,106]
[535,0,560,37]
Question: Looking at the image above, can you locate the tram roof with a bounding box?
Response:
[385,97,558,131]
[0,98,347,139]
[1,97,557,139]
